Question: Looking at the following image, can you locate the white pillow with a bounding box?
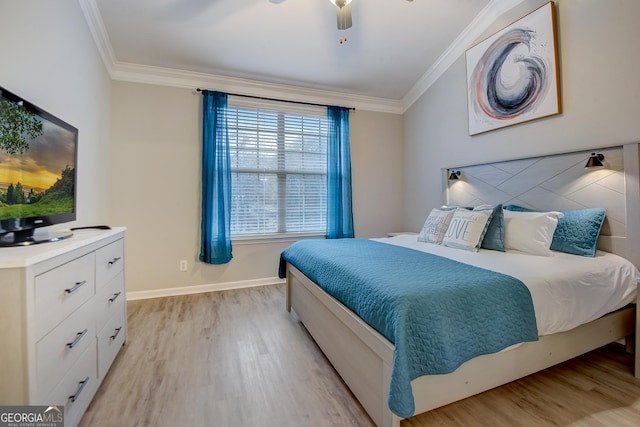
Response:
[503,210,564,256]
[442,209,492,251]
[418,208,454,244]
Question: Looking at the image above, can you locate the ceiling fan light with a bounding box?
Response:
[336,3,352,30]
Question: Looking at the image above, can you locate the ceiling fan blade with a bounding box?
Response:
[336,3,352,30]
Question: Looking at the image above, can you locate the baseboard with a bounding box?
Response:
[126,277,285,301]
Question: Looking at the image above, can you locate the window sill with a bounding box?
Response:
[232,233,325,245]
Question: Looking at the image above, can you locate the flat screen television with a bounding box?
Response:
[0,86,77,246]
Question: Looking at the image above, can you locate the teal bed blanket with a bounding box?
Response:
[279,239,538,418]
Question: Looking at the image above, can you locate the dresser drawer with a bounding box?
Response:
[97,305,126,379]
[35,253,95,339]
[95,238,124,289]
[35,300,96,398]
[95,271,125,332]
[43,344,98,427]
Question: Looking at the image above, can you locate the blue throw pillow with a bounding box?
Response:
[479,204,505,251]
[503,205,606,257]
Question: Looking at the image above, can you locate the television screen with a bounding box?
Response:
[0,86,78,246]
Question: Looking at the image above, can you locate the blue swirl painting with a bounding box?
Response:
[466,2,560,135]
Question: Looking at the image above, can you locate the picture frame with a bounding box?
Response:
[466,2,560,136]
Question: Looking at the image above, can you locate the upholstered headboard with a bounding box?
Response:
[443,143,640,268]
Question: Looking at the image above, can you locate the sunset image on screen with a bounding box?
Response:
[0,109,76,220]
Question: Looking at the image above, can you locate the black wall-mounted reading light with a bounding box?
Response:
[448,170,461,180]
[585,152,605,168]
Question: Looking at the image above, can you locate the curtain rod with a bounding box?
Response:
[196,88,355,111]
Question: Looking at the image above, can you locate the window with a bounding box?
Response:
[227,102,328,237]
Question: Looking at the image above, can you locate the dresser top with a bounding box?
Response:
[0,227,126,269]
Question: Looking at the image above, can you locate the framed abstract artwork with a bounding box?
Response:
[466,2,560,135]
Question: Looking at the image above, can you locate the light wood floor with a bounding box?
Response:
[80,285,640,427]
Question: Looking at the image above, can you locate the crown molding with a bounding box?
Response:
[401,0,528,111]
[110,62,405,114]
[78,0,117,73]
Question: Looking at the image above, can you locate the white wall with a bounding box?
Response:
[350,110,405,236]
[109,82,404,293]
[0,0,111,227]
[404,0,640,231]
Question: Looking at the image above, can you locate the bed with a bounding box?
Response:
[280,144,640,427]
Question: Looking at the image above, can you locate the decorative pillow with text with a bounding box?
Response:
[442,209,493,251]
[418,208,455,244]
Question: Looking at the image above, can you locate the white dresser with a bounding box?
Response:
[0,228,126,427]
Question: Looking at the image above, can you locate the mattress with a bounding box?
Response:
[375,234,639,336]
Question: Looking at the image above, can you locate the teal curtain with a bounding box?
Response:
[326,106,354,239]
[200,91,233,264]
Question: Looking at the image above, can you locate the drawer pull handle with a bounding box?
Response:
[110,327,123,340]
[108,257,121,265]
[69,377,90,402]
[108,292,122,302]
[65,280,87,294]
[67,329,88,349]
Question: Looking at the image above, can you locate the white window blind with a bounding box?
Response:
[227,103,328,237]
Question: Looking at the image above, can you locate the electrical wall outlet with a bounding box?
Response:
[179,260,188,272]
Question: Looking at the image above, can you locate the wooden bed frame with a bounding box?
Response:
[285,144,640,427]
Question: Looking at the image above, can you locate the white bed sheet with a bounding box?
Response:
[373,234,639,336]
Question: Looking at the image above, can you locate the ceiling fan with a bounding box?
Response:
[269,0,413,31]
